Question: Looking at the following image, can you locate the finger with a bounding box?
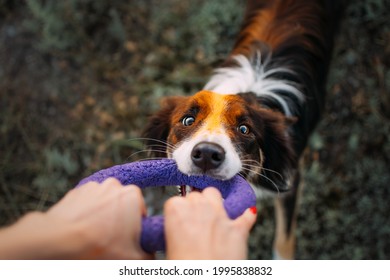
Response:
[123,185,147,217]
[164,195,188,217]
[102,177,123,188]
[119,188,150,258]
[73,181,100,194]
[77,181,100,189]
[164,196,191,242]
[233,206,258,234]
[201,187,223,206]
[201,187,226,213]
[202,186,223,200]
[120,186,147,256]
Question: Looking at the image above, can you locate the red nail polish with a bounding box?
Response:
[250,206,257,214]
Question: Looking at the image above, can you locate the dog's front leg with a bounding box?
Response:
[273,171,302,260]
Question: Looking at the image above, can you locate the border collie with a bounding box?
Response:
[143,0,342,259]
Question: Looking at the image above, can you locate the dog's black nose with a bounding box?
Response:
[191,142,226,171]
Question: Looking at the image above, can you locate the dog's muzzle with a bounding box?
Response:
[191,141,226,171]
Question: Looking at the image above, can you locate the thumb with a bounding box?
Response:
[233,206,258,233]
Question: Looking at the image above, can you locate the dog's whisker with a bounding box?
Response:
[125,137,179,162]
[136,156,173,162]
[129,137,177,150]
[144,145,170,151]
[260,168,284,180]
[240,166,280,194]
[241,158,284,180]
[241,158,261,164]
[127,149,168,161]
[126,155,173,163]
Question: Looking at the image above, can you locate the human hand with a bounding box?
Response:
[45,178,153,259]
[164,187,257,259]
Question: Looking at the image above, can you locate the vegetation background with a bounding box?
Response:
[0,0,389,259]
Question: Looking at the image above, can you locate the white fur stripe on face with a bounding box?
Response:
[204,54,304,117]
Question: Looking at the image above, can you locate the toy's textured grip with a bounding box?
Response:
[77,159,256,252]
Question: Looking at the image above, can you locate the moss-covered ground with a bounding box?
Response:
[1,0,389,259]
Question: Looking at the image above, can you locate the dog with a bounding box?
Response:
[143,0,342,259]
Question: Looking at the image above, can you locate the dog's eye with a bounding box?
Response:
[238,124,250,135]
[182,116,195,126]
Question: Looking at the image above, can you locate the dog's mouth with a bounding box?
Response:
[178,185,202,197]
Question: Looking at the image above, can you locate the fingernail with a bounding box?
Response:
[249,206,257,214]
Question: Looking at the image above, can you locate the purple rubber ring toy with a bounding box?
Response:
[77,159,256,253]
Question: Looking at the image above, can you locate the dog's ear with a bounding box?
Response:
[246,104,297,192]
[142,96,186,156]
[261,109,296,191]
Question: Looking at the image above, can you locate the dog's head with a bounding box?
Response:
[143,90,295,192]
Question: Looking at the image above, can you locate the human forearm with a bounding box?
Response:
[0,211,90,259]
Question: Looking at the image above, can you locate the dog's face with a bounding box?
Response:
[144,90,295,192]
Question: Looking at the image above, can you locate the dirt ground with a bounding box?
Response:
[0,0,389,259]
